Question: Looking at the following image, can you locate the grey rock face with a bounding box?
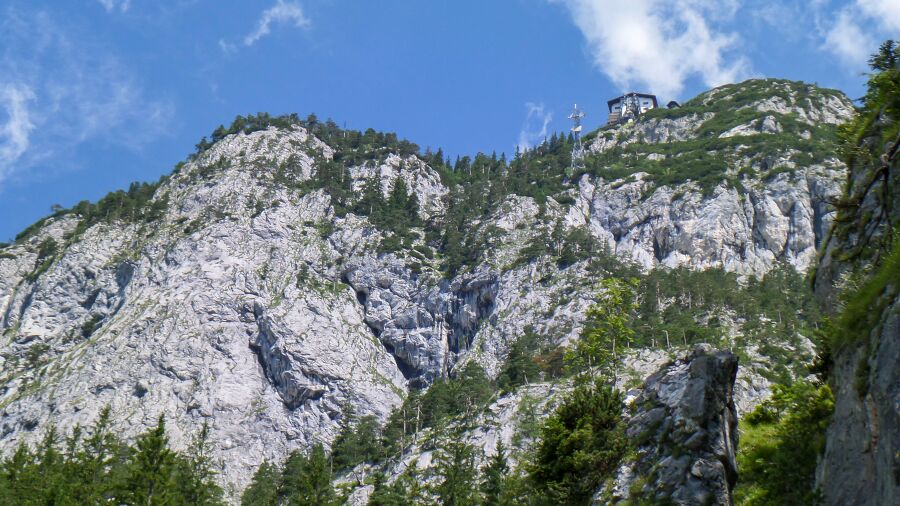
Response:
[0,80,851,500]
[608,346,739,505]
[574,166,843,275]
[343,259,498,386]
[813,127,899,505]
[818,312,899,506]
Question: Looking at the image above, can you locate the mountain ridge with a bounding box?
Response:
[0,77,854,500]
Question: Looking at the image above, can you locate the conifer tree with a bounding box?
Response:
[176,422,224,505]
[480,441,510,506]
[531,381,627,504]
[281,445,336,506]
[36,426,66,503]
[123,415,177,505]
[242,460,280,506]
[366,471,409,506]
[331,409,381,472]
[1,444,38,503]
[77,406,120,502]
[431,432,480,506]
[567,277,639,381]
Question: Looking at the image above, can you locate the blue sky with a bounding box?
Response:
[1,0,898,241]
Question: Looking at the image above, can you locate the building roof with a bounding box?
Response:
[607,92,659,111]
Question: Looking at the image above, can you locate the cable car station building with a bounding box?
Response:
[606,92,658,125]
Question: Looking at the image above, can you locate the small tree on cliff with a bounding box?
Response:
[567,277,639,381]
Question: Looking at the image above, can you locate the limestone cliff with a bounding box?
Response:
[0,78,852,498]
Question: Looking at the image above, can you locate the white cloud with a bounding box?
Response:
[817,0,900,70]
[823,8,876,67]
[0,7,173,185]
[97,0,131,13]
[244,0,310,46]
[0,84,35,181]
[218,38,237,55]
[857,0,900,32]
[517,102,552,152]
[551,0,750,98]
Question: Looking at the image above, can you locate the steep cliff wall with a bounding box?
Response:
[0,79,851,496]
[813,68,899,505]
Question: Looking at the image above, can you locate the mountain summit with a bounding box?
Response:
[0,78,855,499]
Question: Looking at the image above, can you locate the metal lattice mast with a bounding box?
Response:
[623,93,641,121]
[568,103,586,175]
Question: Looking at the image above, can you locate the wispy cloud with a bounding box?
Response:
[857,0,900,32]
[0,84,36,182]
[217,1,311,55]
[218,38,237,55]
[818,0,900,68]
[97,0,132,13]
[823,8,875,67]
[550,0,750,98]
[517,102,552,152]
[0,7,173,186]
[243,0,310,46]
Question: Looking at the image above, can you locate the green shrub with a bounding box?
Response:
[828,236,900,348]
[735,380,834,505]
[530,381,627,505]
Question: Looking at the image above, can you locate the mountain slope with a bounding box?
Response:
[0,78,853,497]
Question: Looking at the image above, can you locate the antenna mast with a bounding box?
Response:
[568,103,586,177]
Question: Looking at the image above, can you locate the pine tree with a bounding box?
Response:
[480,441,509,506]
[431,433,480,506]
[869,39,899,71]
[0,444,38,503]
[122,415,177,505]
[366,471,408,506]
[331,408,381,472]
[242,460,280,506]
[77,406,121,502]
[567,277,639,381]
[37,425,75,504]
[532,381,627,504]
[396,462,430,505]
[281,445,336,506]
[175,422,224,505]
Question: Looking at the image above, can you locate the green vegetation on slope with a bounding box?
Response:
[0,408,223,505]
[579,79,847,196]
[530,381,627,504]
[734,381,834,505]
[817,40,900,351]
[7,77,843,283]
[634,263,821,382]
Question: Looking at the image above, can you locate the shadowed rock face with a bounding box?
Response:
[813,125,899,505]
[608,345,739,505]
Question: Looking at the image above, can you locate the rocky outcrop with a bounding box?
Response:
[813,117,899,503]
[583,79,853,275]
[568,166,844,275]
[343,260,498,386]
[606,346,739,505]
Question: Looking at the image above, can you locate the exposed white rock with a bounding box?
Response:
[349,154,447,219]
[0,80,852,502]
[580,163,844,275]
